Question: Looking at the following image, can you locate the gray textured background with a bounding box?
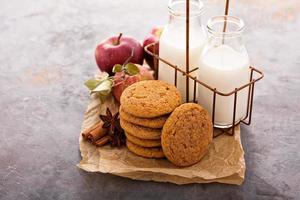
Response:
[0,0,299,199]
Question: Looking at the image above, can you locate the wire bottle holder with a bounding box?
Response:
[144,0,264,138]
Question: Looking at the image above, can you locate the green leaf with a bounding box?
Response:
[85,79,101,90]
[125,63,140,76]
[112,64,123,73]
[91,79,113,95]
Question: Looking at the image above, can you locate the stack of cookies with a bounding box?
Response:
[120,80,181,159]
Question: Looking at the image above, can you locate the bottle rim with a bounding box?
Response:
[207,15,245,38]
[168,0,204,18]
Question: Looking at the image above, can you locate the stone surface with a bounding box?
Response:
[0,0,299,199]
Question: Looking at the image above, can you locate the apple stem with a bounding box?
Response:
[116,33,123,45]
[121,48,135,78]
[123,48,135,66]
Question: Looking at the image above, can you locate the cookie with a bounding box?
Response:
[161,103,213,167]
[126,140,165,158]
[120,80,181,118]
[119,105,168,128]
[120,118,161,140]
[125,131,161,147]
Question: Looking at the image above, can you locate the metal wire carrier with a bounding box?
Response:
[144,0,264,137]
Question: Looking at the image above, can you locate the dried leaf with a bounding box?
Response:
[84,79,101,90]
[92,79,113,95]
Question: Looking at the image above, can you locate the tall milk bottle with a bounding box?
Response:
[198,16,250,128]
[159,0,205,102]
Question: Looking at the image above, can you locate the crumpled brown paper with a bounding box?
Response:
[78,94,246,185]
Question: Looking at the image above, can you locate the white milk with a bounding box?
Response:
[159,26,205,102]
[198,44,250,127]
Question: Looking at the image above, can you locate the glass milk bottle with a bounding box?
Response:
[159,0,205,102]
[197,16,250,128]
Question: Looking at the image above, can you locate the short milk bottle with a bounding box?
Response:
[198,16,250,128]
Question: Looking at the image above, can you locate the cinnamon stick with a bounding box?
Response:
[87,125,108,143]
[94,135,111,147]
[82,122,108,143]
[82,122,101,139]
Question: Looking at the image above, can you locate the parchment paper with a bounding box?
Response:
[78,94,246,185]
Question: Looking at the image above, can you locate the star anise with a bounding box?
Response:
[99,108,125,147]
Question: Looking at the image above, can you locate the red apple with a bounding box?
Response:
[95,33,144,75]
[143,27,163,69]
[113,65,154,102]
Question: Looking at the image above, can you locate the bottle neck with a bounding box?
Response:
[206,15,246,52]
[161,0,205,48]
[168,14,202,28]
[167,0,204,27]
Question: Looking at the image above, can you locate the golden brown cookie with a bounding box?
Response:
[125,131,161,147]
[119,105,168,128]
[161,103,213,167]
[126,140,165,158]
[120,118,161,140]
[120,80,181,118]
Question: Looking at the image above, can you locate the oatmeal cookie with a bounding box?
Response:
[126,140,165,158]
[161,103,213,167]
[120,80,181,118]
